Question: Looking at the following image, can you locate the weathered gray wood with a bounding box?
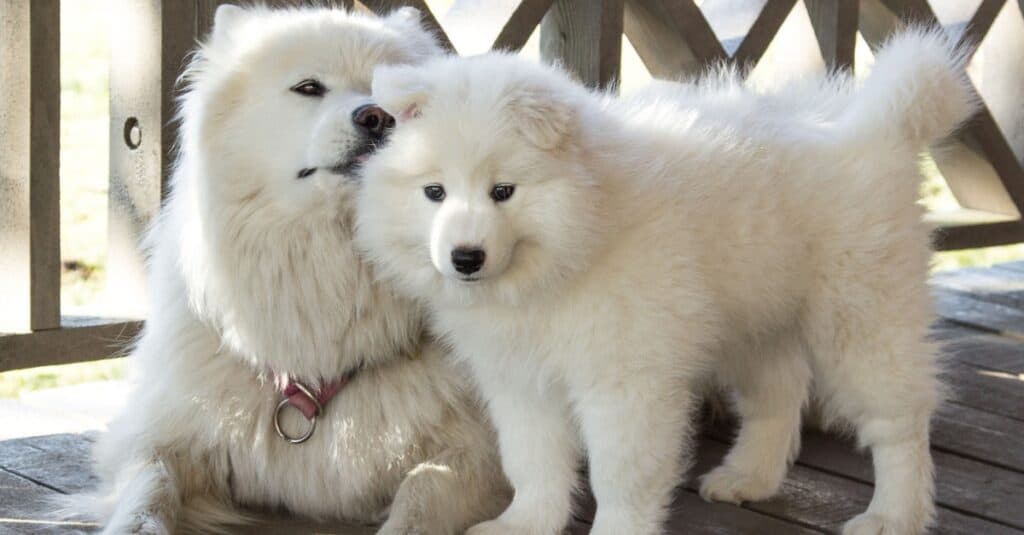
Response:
[107,1,196,315]
[0,433,99,494]
[492,0,556,52]
[0,0,61,333]
[932,266,1024,310]
[0,319,140,372]
[571,473,820,533]
[795,431,1024,530]
[933,221,1024,251]
[995,260,1024,275]
[540,0,624,89]
[804,0,858,70]
[929,319,983,341]
[663,489,820,534]
[944,334,1024,374]
[945,360,1024,422]
[730,0,797,68]
[0,468,93,534]
[622,0,725,79]
[694,437,1020,534]
[957,0,1006,54]
[933,287,1024,338]
[933,402,1024,473]
[359,0,456,52]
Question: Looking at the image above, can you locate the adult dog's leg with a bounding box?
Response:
[700,335,810,504]
[379,442,511,535]
[101,455,181,535]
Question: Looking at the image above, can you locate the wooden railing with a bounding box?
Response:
[1,0,1022,373]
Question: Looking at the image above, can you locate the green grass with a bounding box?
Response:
[3,0,1021,399]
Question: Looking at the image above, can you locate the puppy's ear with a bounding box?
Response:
[373,64,432,122]
[212,4,245,38]
[509,84,576,151]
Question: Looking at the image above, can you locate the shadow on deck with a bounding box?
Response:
[2,263,1023,534]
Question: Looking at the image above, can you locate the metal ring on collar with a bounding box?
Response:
[273,382,322,444]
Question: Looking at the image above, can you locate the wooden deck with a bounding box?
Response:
[2,263,1023,534]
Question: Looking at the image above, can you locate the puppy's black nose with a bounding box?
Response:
[352,104,395,138]
[451,247,486,275]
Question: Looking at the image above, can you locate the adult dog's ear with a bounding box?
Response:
[212,4,245,39]
[373,64,432,122]
[509,82,576,151]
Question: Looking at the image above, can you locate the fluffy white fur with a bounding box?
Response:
[66,6,509,534]
[355,29,975,535]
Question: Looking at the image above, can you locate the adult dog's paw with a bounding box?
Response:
[842,512,915,535]
[698,465,781,504]
[466,519,536,535]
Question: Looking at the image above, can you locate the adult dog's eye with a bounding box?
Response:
[291,79,326,97]
[490,183,515,202]
[424,184,446,202]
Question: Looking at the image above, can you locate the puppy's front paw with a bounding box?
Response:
[842,512,915,535]
[698,465,782,504]
[466,519,535,535]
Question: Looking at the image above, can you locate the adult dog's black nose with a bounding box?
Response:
[451,247,486,275]
[352,104,395,138]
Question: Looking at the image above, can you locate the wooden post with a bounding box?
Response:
[0,0,61,332]
[622,0,725,78]
[493,0,556,52]
[359,0,456,52]
[540,0,624,90]
[805,0,858,71]
[107,1,205,315]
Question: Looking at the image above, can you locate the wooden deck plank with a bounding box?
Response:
[792,431,1024,530]
[933,287,1024,338]
[0,433,97,494]
[573,481,822,534]
[932,267,1024,311]
[945,359,1024,421]
[663,489,822,534]
[945,333,1024,374]
[933,402,1024,473]
[0,468,96,535]
[692,438,1020,535]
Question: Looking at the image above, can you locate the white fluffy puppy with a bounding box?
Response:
[355,30,974,535]
[71,6,509,534]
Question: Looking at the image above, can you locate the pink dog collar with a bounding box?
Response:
[273,369,357,444]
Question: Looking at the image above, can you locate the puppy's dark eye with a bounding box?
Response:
[291,79,326,97]
[490,183,515,202]
[424,184,446,202]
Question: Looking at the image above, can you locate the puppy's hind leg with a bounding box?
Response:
[700,334,810,504]
[808,304,939,535]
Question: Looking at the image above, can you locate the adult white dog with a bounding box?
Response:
[70,6,509,534]
[355,29,974,535]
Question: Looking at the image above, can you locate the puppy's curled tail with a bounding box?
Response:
[841,27,977,149]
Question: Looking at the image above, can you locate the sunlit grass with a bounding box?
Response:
[0,359,124,399]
